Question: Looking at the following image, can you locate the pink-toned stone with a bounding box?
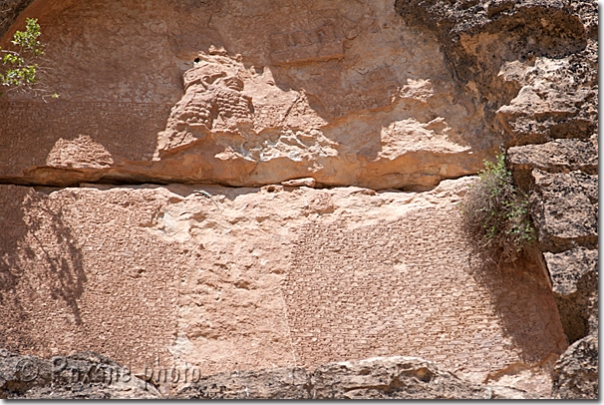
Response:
[0,178,566,395]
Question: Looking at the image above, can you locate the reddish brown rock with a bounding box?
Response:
[0,179,566,395]
[0,0,598,399]
[0,0,491,190]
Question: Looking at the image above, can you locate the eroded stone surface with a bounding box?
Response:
[309,356,538,399]
[530,169,598,253]
[545,248,598,298]
[175,365,311,399]
[0,0,491,189]
[507,136,598,191]
[0,0,598,399]
[1,351,539,399]
[551,334,599,399]
[544,248,598,346]
[0,179,566,395]
[0,350,161,399]
[395,0,596,147]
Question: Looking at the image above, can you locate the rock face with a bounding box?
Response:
[543,248,598,344]
[0,180,567,396]
[0,349,160,399]
[393,0,598,399]
[0,0,491,190]
[0,0,34,38]
[395,0,596,147]
[1,351,538,399]
[175,355,541,399]
[0,0,598,400]
[496,2,598,398]
[551,334,599,399]
[501,4,598,395]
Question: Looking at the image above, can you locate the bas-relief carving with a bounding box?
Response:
[181,58,253,131]
[0,0,486,189]
[156,53,255,154]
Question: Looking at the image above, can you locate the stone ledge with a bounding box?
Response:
[1,351,539,399]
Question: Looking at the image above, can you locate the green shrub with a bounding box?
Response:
[461,153,536,263]
[0,18,56,98]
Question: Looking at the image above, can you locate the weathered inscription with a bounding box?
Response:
[284,206,566,378]
[0,101,172,173]
[270,23,344,65]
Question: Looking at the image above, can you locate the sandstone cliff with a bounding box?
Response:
[0,0,598,399]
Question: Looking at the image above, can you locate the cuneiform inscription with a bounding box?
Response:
[270,23,344,65]
[0,101,172,168]
[284,206,566,376]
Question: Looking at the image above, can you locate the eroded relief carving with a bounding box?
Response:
[155,50,340,165]
[157,53,254,153]
[182,59,253,130]
[12,0,485,189]
[267,7,377,66]
[270,23,344,65]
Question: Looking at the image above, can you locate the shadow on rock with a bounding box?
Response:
[0,185,86,351]
[466,241,567,365]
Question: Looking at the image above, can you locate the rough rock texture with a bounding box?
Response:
[0,0,493,190]
[544,248,598,345]
[0,0,34,38]
[0,179,566,396]
[307,356,536,399]
[1,351,539,399]
[551,334,598,399]
[0,0,598,400]
[176,355,539,399]
[504,38,598,396]
[392,0,598,399]
[0,349,160,399]
[530,169,598,253]
[174,364,311,399]
[493,2,598,399]
[395,0,597,147]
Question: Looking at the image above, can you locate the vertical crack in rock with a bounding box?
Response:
[0,0,597,399]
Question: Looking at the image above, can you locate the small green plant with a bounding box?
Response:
[461,153,536,263]
[0,18,57,98]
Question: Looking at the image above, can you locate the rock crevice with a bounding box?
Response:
[0,0,597,399]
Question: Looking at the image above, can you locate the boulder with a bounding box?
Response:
[551,334,598,399]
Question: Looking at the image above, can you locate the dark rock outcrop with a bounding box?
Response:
[551,334,598,399]
[544,248,598,345]
[0,350,160,399]
[530,169,598,253]
[0,0,34,38]
[2,351,538,399]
